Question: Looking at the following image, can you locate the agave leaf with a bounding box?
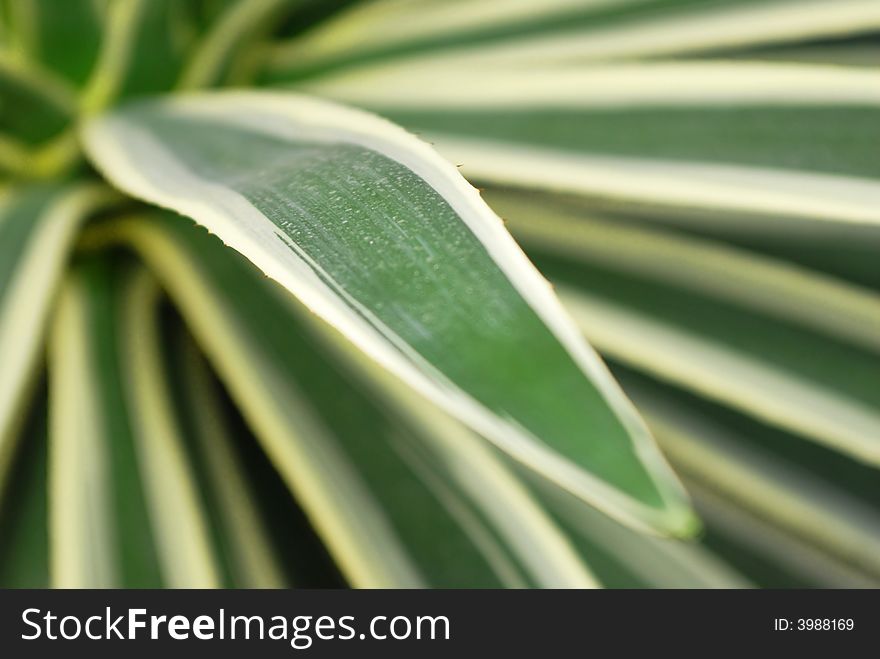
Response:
[484,188,880,353]
[0,389,48,588]
[379,103,880,181]
[0,56,80,176]
[524,474,751,589]
[618,375,880,581]
[390,134,878,228]
[177,0,294,90]
[81,91,694,536]
[263,0,623,81]
[49,257,222,587]
[484,187,880,292]
[170,330,288,588]
[263,0,880,82]
[687,479,880,588]
[0,184,114,501]
[48,258,164,587]
[87,212,605,587]
[725,36,880,68]
[655,422,880,585]
[1,0,103,86]
[339,62,880,227]
[615,367,880,588]
[114,264,224,587]
[0,57,72,145]
[81,0,199,113]
[55,256,302,587]
[49,260,119,587]
[555,284,880,466]
[300,60,880,117]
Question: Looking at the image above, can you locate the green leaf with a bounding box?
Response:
[49,257,227,587]
[299,295,603,588]
[81,0,199,113]
[2,0,103,86]
[169,330,288,588]
[381,102,880,180]
[484,187,880,461]
[262,0,880,82]
[521,470,751,589]
[300,58,880,235]
[550,271,880,465]
[177,0,296,90]
[0,184,114,501]
[0,57,80,176]
[81,91,695,536]
[721,35,880,68]
[113,263,224,587]
[0,57,72,146]
[614,368,880,587]
[333,63,880,227]
[48,257,177,588]
[0,389,49,588]
[622,376,880,583]
[89,212,603,587]
[484,188,880,353]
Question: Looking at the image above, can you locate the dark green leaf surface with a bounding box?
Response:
[11,0,103,85]
[83,93,694,535]
[0,391,49,588]
[0,61,70,145]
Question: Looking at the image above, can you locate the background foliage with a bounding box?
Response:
[0,0,878,588]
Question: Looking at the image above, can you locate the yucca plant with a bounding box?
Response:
[1,0,878,589]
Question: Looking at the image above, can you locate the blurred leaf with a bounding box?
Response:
[0,185,114,501]
[688,480,879,588]
[82,91,695,535]
[2,0,103,86]
[48,257,188,587]
[0,389,48,588]
[178,0,296,90]
[262,0,880,82]
[523,471,751,589]
[298,298,602,588]
[622,375,880,583]
[0,57,79,176]
[48,258,164,587]
[485,188,880,353]
[81,0,200,112]
[554,282,880,465]
[338,63,880,227]
[714,33,880,68]
[381,101,880,179]
[0,57,71,145]
[168,330,288,588]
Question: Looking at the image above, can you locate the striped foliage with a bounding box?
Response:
[0,0,877,588]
